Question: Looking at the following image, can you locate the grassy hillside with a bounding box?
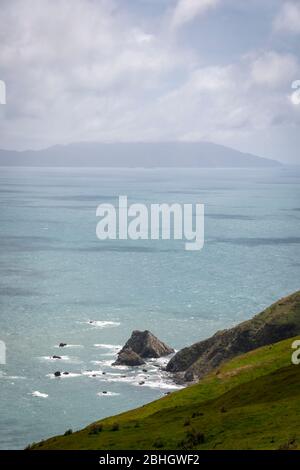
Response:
[31,335,300,450]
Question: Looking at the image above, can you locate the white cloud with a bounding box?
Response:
[0,0,193,148]
[250,51,299,87]
[170,0,220,29]
[135,50,300,145]
[274,1,300,34]
[0,0,299,162]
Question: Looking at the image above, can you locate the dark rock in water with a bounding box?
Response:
[113,330,174,367]
[113,348,145,366]
[142,369,148,373]
[52,355,61,360]
[54,371,61,377]
[139,381,145,385]
[167,290,300,381]
[102,372,106,375]
[59,343,67,348]
[102,391,107,394]
[92,374,97,377]
[119,330,174,359]
[63,372,69,375]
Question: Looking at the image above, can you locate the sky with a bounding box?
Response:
[0,0,300,163]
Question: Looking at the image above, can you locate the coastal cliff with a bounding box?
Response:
[167,291,300,382]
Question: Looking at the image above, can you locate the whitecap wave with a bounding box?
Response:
[38,355,82,364]
[91,359,128,370]
[54,344,83,349]
[94,343,122,349]
[31,391,48,398]
[100,368,183,391]
[97,391,120,397]
[0,372,26,380]
[85,320,120,329]
[82,370,105,377]
[47,372,81,379]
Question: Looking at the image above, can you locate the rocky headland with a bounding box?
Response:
[167,290,300,382]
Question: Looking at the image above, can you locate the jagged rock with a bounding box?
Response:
[113,348,145,366]
[167,290,300,381]
[119,330,174,359]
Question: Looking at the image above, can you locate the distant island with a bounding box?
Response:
[0,142,281,167]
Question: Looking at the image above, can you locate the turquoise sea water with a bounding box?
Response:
[0,166,299,449]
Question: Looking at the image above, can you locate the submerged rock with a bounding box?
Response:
[113,348,145,366]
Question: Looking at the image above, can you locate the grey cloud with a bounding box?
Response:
[0,0,299,163]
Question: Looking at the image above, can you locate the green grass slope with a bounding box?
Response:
[31,335,300,450]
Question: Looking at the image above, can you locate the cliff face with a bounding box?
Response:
[167,291,300,381]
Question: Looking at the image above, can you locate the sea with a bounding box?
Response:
[0,166,299,449]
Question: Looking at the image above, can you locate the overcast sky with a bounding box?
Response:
[0,0,300,162]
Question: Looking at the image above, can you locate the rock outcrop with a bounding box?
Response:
[113,330,174,366]
[167,290,300,382]
[113,348,145,366]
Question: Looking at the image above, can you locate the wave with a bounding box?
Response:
[94,344,122,350]
[97,391,120,397]
[82,370,106,377]
[86,320,120,329]
[93,344,121,356]
[38,355,82,364]
[91,359,128,370]
[99,368,183,391]
[0,372,26,380]
[54,344,83,349]
[103,373,182,390]
[76,320,121,329]
[31,391,48,398]
[46,372,81,379]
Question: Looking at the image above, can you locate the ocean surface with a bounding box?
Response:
[0,166,299,449]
